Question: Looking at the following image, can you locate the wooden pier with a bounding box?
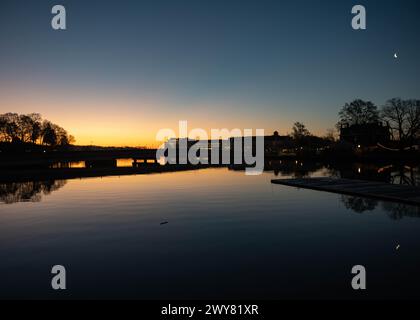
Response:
[271,178,420,206]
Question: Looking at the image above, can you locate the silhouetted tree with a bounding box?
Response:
[381,98,420,149]
[0,116,7,142]
[0,113,20,142]
[68,135,76,145]
[17,114,32,142]
[338,99,379,128]
[28,113,42,144]
[0,113,74,148]
[16,113,42,143]
[41,121,58,146]
[31,119,42,144]
[292,122,310,140]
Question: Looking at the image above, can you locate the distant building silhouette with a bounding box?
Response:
[340,122,391,147]
[229,131,296,161]
[263,131,294,156]
[164,132,295,165]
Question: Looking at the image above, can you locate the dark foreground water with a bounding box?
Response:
[1,165,420,299]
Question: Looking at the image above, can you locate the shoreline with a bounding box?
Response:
[0,164,216,183]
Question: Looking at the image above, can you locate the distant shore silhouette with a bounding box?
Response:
[1,97,419,172]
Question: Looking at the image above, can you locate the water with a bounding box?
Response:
[1,165,420,299]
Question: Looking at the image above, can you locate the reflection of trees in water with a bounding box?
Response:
[333,163,391,183]
[340,195,378,214]
[381,202,420,220]
[0,180,67,204]
[267,161,328,178]
[389,166,420,186]
[341,195,420,219]
[330,163,420,186]
[267,161,420,183]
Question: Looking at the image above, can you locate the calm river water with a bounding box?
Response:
[1,164,420,299]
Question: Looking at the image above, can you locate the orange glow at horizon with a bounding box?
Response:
[0,83,332,147]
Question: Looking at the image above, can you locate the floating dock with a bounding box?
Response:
[271,178,420,206]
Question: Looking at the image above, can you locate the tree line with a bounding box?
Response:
[0,113,75,146]
[338,98,420,148]
[291,98,420,149]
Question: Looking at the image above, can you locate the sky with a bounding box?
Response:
[0,0,419,146]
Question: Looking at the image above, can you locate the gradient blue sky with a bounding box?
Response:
[0,0,419,146]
